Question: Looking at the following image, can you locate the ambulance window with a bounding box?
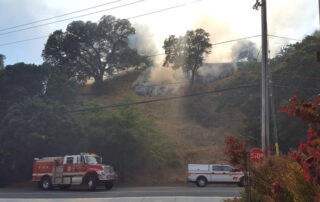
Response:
[212,166,222,171]
[66,157,73,164]
[222,166,233,172]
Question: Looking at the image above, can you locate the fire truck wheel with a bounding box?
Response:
[104,181,113,190]
[40,176,52,190]
[196,177,207,187]
[59,185,71,190]
[87,176,97,191]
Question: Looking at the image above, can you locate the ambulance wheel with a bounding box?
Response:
[104,181,113,190]
[196,177,207,187]
[238,177,245,187]
[40,176,52,190]
[87,176,97,191]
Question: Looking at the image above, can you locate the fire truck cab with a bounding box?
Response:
[32,153,117,191]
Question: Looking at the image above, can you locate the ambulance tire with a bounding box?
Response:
[238,177,245,187]
[104,181,114,190]
[87,175,97,191]
[196,176,207,187]
[40,176,52,190]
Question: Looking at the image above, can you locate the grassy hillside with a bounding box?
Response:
[76,33,320,184]
[78,68,248,184]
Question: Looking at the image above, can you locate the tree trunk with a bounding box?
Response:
[93,75,104,86]
[191,70,196,85]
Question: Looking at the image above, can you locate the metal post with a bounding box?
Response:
[319,0,320,26]
[269,72,279,156]
[253,0,270,155]
[259,0,269,155]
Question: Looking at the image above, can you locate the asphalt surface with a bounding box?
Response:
[0,185,243,199]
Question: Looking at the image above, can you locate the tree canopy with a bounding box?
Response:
[42,15,148,84]
[163,28,212,84]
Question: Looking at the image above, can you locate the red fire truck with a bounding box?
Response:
[32,153,117,191]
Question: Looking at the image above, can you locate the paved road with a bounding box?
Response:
[0,185,242,199]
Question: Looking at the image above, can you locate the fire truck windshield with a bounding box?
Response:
[84,155,99,164]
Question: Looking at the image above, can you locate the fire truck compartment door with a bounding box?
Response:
[52,165,63,184]
[63,177,71,184]
[71,176,82,184]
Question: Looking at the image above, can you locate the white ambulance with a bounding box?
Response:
[187,164,245,187]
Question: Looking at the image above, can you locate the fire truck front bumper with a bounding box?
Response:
[98,173,117,181]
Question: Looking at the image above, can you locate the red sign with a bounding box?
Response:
[250,148,264,163]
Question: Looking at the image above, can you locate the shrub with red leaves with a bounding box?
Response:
[281,94,320,184]
[224,135,248,170]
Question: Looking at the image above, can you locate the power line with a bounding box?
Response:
[69,83,259,113]
[0,34,261,47]
[268,34,301,41]
[212,35,261,45]
[0,0,145,36]
[0,0,123,32]
[127,0,203,20]
[272,74,320,81]
[0,33,297,48]
[0,0,204,37]
[0,35,49,46]
[272,84,320,91]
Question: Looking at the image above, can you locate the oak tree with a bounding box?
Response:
[43,15,147,84]
[163,28,212,84]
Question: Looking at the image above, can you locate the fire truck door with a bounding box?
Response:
[52,160,63,184]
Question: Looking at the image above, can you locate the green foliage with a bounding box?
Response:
[0,61,176,185]
[42,64,79,104]
[213,32,320,152]
[42,15,148,84]
[0,97,79,185]
[0,63,46,105]
[163,28,212,84]
[77,97,178,181]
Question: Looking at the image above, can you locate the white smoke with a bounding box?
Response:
[128,23,157,56]
[132,62,188,96]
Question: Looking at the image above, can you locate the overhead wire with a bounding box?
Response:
[0,0,206,47]
[0,0,123,32]
[0,0,146,36]
[0,0,205,37]
[69,83,259,113]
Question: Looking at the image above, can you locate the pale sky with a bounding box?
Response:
[0,0,318,65]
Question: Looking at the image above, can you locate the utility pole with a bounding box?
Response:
[319,0,320,26]
[253,0,269,155]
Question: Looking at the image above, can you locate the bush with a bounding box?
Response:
[251,156,319,202]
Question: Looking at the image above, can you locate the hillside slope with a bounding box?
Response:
[79,68,246,184]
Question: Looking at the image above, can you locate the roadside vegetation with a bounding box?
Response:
[0,11,320,195]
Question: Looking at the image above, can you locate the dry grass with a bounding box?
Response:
[79,70,245,184]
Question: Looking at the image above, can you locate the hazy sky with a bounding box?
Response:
[0,0,318,65]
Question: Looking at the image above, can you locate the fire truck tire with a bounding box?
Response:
[59,185,71,190]
[40,176,52,190]
[104,181,113,190]
[196,176,207,187]
[87,175,97,191]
